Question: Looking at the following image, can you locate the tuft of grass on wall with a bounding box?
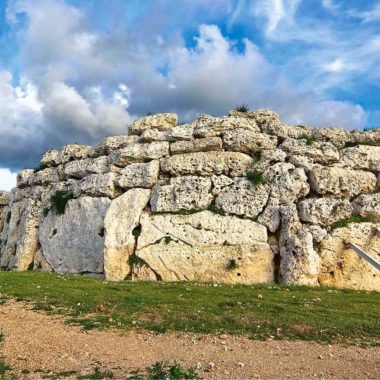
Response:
[246,171,267,186]
[50,191,74,215]
[330,215,372,230]
[234,104,249,113]
[300,134,316,145]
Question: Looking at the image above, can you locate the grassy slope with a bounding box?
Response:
[0,272,379,346]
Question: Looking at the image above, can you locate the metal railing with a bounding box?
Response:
[348,242,380,271]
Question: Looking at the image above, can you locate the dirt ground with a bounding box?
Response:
[0,301,378,379]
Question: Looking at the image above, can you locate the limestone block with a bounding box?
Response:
[104,189,151,281]
[288,155,315,172]
[193,114,260,138]
[252,149,287,171]
[211,175,234,195]
[0,192,10,206]
[309,165,376,198]
[160,151,255,177]
[110,141,169,167]
[17,169,35,188]
[29,168,60,186]
[352,193,380,222]
[64,156,109,179]
[319,223,380,291]
[140,124,194,142]
[264,163,309,204]
[136,211,274,284]
[116,160,159,189]
[279,205,320,286]
[223,129,278,154]
[215,178,269,219]
[60,144,92,164]
[306,224,328,243]
[170,137,222,155]
[257,197,281,233]
[260,122,310,139]
[340,145,380,171]
[311,127,349,148]
[150,176,213,212]
[41,149,61,167]
[280,138,339,164]
[90,135,140,157]
[39,197,110,274]
[72,173,121,199]
[130,113,178,135]
[298,198,353,226]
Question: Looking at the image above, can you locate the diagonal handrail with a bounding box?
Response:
[348,243,380,271]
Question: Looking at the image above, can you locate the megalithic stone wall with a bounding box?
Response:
[0,110,379,290]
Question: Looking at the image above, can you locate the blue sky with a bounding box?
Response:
[0,0,380,190]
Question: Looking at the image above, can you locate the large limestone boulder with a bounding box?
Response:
[60,144,92,164]
[309,165,376,198]
[110,141,169,167]
[17,169,35,188]
[90,135,140,157]
[352,193,380,222]
[298,198,352,227]
[260,122,310,139]
[150,176,213,212]
[257,197,281,233]
[136,211,274,284]
[63,156,109,179]
[279,205,320,286]
[72,173,121,199]
[319,223,380,291]
[130,113,178,135]
[279,138,339,164]
[116,161,159,189]
[160,151,255,177]
[0,198,41,271]
[193,114,260,137]
[222,129,277,154]
[39,197,110,274]
[252,149,287,171]
[104,189,151,281]
[264,163,309,204]
[215,178,269,218]
[0,192,10,233]
[140,124,194,142]
[41,149,61,168]
[170,137,222,155]
[29,168,60,186]
[310,127,349,148]
[340,145,380,171]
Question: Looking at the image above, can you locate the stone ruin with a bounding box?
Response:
[0,110,379,290]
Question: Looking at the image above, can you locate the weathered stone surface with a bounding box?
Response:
[41,149,61,167]
[257,198,281,233]
[116,161,159,189]
[279,205,320,286]
[33,248,52,272]
[223,129,277,154]
[260,122,310,139]
[160,151,254,177]
[264,163,309,204]
[63,156,109,179]
[211,175,234,195]
[29,168,60,186]
[60,144,92,164]
[140,124,194,142]
[130,113,178,135]
[150,176,213,213]
[110,141,169,167]
[352,193,380,222]
[136,211,274,284]
[311,127,349,149]
[319,223,380,291]
[90,135,140,157]
[193,114,260,138]
[298,198,352,226]
[340,145,380,171]
[306,225,328,243]
[0,199,41,271]
[288,155,315,172]
[280,138,340,164]
[0,192,9,206]
[72,173,121,199]
[17,169,35,188]
[39,197,110,274]
[350,129,380,145]
[0,193,10,233]
[252,149,287,171]
[249,109,280,127]
[170,137,222,155]
[215,178,269,219]
[104,189,151,281]
[309,165,376,198]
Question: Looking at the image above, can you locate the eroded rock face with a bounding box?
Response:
[130,113,178,135]
[39,197,110,274]
[352,193,380,221]
[170,137,222,155]
[64,156,109,179]
[309,165,376,198]
[319,223,380,291]
[116,161,159,189]
[136,211,274,284]
[298,198,352,227]
[104,189,151,281]
[340,145,380,171]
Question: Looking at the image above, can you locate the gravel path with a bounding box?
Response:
[0,301,378,379]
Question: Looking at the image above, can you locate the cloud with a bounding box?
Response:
[0,0,370,174]
[0,168,17,191]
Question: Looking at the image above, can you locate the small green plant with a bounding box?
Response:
[177,209,201,215]
[208,202,225,216]
[27,262,34,271]
[246,171,266,185]
[0,329,4,343]
[77,367,113,379]
[147,361,199,380]
[128,255,146,267]
[344,140,377,148]
[330,215,371,230]
[0,357,11,376]
[50,191,74,215]
[132,225,142,238]
[164,235,174,244]
[363,125,380,132]
[6,212,11,224]
[234,104,249,113]
[300,134,316,145]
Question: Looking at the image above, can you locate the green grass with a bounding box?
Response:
[49,190,74,215]
[246,171,267,186]
[0,357,11,377]
[344,140,378,148]
[127,362,199,380]
[0,272,379,346]
[234,104,249,112]
[300,134,317,145]
[330,215,372,230]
